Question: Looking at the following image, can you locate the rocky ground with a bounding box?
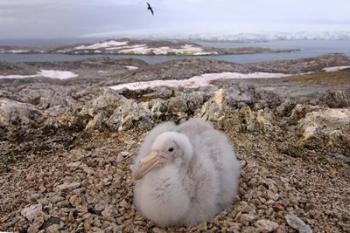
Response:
[0,58,148,85]
[0,54,350,232]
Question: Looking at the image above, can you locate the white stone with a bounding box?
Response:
[255,219,279,232]
[285,214,313,233]
[20,204,43,222]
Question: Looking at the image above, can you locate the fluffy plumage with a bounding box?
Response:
[131,118,240,227]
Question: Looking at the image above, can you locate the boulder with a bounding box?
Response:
[81,89,123,116]
[238,106,274,132]
[0,98,41,127]
[150,100,168,121]
[106,99,153,131]
[200,88,226,122]
[185,91,204,114]
[85,112,107,131]
[290,104,321,121]
[298,108,350,145]
[276,100,296,117]
[167,95,188,120]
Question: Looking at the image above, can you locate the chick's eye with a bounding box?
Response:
[168,147,174,152]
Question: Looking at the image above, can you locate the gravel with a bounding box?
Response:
[1,127,349,232]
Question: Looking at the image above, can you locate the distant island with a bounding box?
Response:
[0,39,298,56]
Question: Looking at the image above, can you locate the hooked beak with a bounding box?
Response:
[133,152,165,180]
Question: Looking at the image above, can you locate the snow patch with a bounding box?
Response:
[9,49,30,54]
[125,66,139,70]
[59,40,217,55]
[0,74,38,79]
[118,44,217,55]
[38,70,79,79]
[110,72,290,90]
[74,40,128,50]
[0,70,78,80]
[322,66,350,72]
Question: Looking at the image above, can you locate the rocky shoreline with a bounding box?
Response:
[0,54,350,232]
[0,39,297,56]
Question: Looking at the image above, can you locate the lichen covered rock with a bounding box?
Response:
[0,98,41,127]
[297,108,350,146]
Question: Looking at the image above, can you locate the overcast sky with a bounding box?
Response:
[0,0,349,39]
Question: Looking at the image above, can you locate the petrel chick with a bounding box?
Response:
[146,2,154,15]
[131,118,241,227]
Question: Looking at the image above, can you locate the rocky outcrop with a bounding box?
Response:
[247,54,350,74]
[297,108,350,146]
[1,83,349,146]
[319,89,350,108]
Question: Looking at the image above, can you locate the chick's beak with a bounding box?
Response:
[133,152,165,180]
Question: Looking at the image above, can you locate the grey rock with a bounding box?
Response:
[290,104,321,121]
[297,108,350,143]
[94,200,107,213]
[226,85,254,107]
[320,90,350,108]
[334,154,350,164]
[82,89,123,116]
[276,100,296,117]
[0,98,41,127]
[85,112,107,131]
[254,89,281,106]
[185,91,204,113]
[150,100,168,120]
[46,224,60,233]
[142,87,174,99]
[20,204,43,222]
[101,205,118,221]
[200,89,226,122]
[56,182,81,192]
[168,95,188,119]
[285,214,312,233]
[254,219,279,233]
[107,99,153,131]
[240,214,257,223]
[0,83,78,109]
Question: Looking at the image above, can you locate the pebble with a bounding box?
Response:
[94,200,107,213]
[240,213,257,224]
[50,195,65,204]
[56,182,81,192]
[46,224,60,233]
[20,204,43,222]
[254,219,279,233]
[66,162,82,168]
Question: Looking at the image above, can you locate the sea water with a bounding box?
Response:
[0,39,349,64]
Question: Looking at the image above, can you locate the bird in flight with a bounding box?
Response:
[146,2,154,15]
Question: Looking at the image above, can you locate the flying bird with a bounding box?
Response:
[131,118,241,227]
[146,2,154,15]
